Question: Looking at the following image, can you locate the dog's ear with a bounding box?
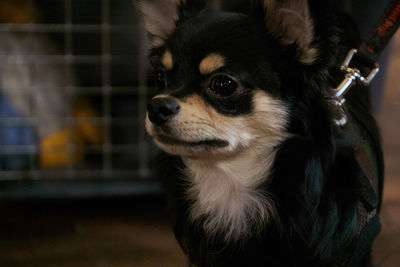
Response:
[136,0,207,47]
[261,0,317,64]
[176,0,208,21]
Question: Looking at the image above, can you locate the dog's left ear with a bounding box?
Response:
[261,0,318,64]
[136,0,207,47]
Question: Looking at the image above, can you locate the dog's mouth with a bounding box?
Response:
[155,134,229,148]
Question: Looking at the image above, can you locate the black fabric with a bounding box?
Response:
[347,0,394,36]
[339,115,380,211]
[331,2,390,265]
[347,215,381,267]
[333,88,384,266]
[356,0,400,67]
[346,90,385,210]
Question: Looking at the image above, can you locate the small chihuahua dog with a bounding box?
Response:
[137,0,384,266]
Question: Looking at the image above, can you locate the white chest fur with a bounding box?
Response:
[184,149,278,241]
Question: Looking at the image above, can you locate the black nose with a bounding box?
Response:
[147,97,180,126]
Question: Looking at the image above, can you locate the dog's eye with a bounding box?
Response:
[209,75,238,97]
[154,70,166,90]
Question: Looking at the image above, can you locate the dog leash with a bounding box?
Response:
[334,0,400,126]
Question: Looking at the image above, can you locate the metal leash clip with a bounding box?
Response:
[333,49,380,126]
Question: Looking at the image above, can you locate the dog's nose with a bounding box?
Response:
[147,97,180,126]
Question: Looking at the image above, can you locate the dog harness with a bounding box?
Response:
[336,102,384,267]
[331,1,400,265]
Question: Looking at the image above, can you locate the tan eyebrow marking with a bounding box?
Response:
[162,50,173,71]
[199,53,225,75]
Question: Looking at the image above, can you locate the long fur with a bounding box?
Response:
[138,0,384,266]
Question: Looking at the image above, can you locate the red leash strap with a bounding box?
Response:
[358,0,400,68]
[333,0,400,127]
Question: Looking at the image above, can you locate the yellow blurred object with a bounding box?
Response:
[39,127,84,169]
[39,102,103,169]
[73,101,103,145]
[0,0,40,23]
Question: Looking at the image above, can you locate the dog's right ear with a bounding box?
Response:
[260,0,318,64]
[136,0,207,47]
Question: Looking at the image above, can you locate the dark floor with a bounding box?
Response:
[1,31,400,267]
[0,196,187,267]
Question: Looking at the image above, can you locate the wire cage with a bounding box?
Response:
[0,0,161,198]
[0,0,232,199]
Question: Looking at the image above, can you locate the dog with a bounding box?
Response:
[137,0,384,266]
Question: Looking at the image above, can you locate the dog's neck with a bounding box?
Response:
[183,145,278,241]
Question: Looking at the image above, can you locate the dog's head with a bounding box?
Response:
[138,0,324,160]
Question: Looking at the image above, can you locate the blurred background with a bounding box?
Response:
[0,0,398,266]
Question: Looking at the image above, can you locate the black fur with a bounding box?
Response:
[142,0,384,266]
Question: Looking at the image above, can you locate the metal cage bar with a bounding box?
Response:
[0,0,158,196]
